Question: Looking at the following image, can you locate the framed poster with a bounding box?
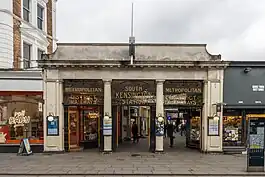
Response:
[207,117,220,136]
[47,116,59,136]
[103,117,112,135]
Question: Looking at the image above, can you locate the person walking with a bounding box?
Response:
[167,122,174,147]
[131,121,139,143]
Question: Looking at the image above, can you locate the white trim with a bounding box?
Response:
[0,70,42,78]
[0,9,57,41]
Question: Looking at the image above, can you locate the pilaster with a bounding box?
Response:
[155,79,164,152]
[43,73,64,152]
[103,79,112,152]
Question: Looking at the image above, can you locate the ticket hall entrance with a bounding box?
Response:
[111,80,157,152]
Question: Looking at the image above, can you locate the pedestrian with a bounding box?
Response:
[164,122,167,138]
[131,121,139,143]
[167,122,174,147]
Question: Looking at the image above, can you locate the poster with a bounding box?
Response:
[208,117,219,136]
[155,119,164,136]
[23,138,32,154]
[47,116,59,136]
[103,118,112,135]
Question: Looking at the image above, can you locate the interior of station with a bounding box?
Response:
[114,106,202,152]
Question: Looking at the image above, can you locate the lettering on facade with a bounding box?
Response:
[164,81,203,106]
[112,81,156,105]
[63,80,104,105]
[64,87,103,93]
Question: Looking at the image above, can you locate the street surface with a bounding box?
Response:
[0,133,264,176]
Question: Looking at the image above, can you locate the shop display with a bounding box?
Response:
[223,116,242,146]
[84,110,99,141]
[190,116,200,141]
[0,95,43,144]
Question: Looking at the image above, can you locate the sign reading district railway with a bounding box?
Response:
[112,80,156,105]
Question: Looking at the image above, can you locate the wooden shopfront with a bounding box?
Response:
[164,80,203,149]
[63,80,104,151]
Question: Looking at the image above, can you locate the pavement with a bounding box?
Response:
[0,133,264,177]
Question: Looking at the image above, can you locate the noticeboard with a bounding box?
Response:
[47,116,59,136]
[207,117,220,136]
[247,118,265,172]
[17,138,33,156]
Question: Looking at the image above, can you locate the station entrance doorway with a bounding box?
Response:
[163,80,203,151]
[164,107,202,151]
[111,80,156,152]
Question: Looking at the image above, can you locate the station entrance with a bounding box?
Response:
[163,80,203,151]
[164,107,202,151]
[111,80,156,152]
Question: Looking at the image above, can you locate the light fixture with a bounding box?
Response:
[157,114,164,123]
[244,67,251,73]
[47,115,54,121]
[213,115,219,121]
[104,113,110,121]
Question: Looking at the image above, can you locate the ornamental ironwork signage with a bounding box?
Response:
[63,80,104,105]
[112,80,156,105]
[164,81,203,106]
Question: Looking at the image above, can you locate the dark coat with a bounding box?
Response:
[132,124,138,135]
[167,124,174,137]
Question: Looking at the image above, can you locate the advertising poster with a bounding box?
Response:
[103,118,112,135]
[22,138,32,155]
[47,116,59,136]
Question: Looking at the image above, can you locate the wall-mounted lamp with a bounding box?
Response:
[157,113,164,123]
[213,115,219,121]
[104,112,110,121]
[47,115,54,121]
[244,67,252,73]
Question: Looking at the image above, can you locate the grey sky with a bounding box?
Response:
[57,0,265,60]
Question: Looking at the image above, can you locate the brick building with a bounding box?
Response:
[0,0,57,69]
[0,0,57,152]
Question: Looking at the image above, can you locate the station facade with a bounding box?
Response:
[38,43,229,153]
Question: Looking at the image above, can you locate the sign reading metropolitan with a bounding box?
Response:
[112,80,156,105]
[164,81,203,105]
[63,80,104,105]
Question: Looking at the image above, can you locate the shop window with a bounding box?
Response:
[223,110,243,146]
[0,94,43,144]
[83,109,99,142]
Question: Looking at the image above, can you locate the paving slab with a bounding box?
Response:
[0,136,264,176]
[0,151,264,176]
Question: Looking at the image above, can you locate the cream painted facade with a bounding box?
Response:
[39,43,229,153]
